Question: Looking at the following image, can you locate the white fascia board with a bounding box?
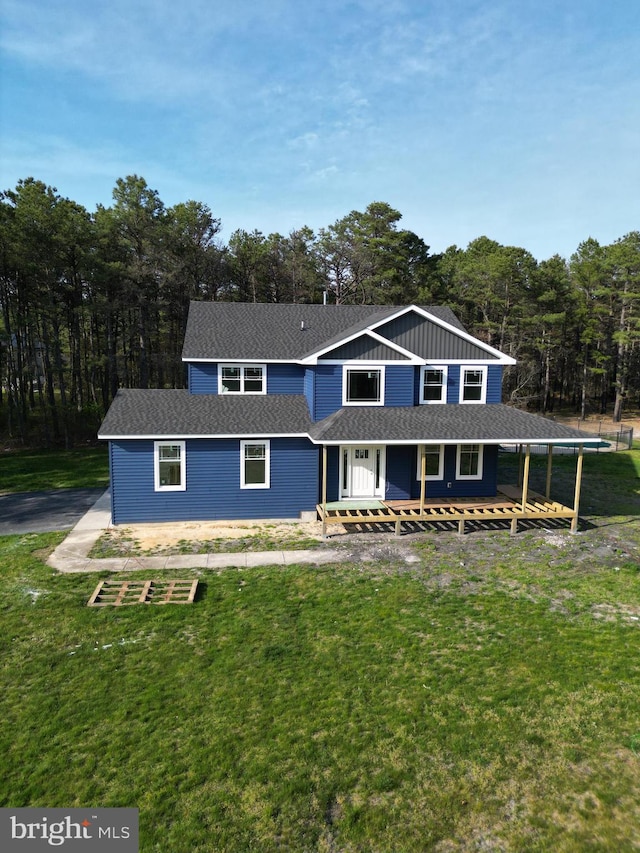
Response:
[370,304,517,366]
[99,432,309,440]
[299,330,420,365]
[183,357,292,364]
[308,436,604,446]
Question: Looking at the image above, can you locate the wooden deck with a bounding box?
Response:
[317,485,577,536]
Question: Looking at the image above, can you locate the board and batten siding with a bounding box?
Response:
[109,437,319,523]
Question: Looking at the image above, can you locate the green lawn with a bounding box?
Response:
[0,446,109,493]
[1,449,639,851]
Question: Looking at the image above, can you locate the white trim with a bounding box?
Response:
[415,444,445,480]
[100,433,604,446]
[218,363,267,395]
[240,439,270,489]
[154,440,186,491]
[342,365,385,406]
[419,365,448,404]
[456,443,483,480]
[459,365,488,404]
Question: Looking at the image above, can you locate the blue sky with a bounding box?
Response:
[1,0,639,260]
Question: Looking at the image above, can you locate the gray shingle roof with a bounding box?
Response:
[98,390,313,437]
[181,302,466,361]
[309,404,604,445]
[100,390,602,446]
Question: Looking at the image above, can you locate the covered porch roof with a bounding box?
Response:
[309,404,603,446]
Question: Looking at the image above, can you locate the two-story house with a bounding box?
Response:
[98,302,600,530]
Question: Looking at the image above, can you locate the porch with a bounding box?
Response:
[317,486,577,536]
[317,444,586,536]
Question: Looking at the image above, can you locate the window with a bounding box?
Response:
[154,441,186,491]
[240,440,270,488]
[219,364,266,394]
[456,443,483,480]
[420,366,448,404]
[460,366,487,403]
[416,445,444,480]
[343,367,384,405]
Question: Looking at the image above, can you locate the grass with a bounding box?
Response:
[0,446,109,493]
[1,448,639,850]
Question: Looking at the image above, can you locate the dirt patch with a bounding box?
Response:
[103,519,333,555]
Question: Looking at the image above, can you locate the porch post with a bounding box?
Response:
[518,444,524,487]
[322,445,328,538]
[511,445,531,534]
[546,444,553,499]
[571,444,584,533]
[419,446,426,516]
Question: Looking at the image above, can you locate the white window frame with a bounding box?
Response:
[240,440,271,489]
[415,444,445,480]
[456,443,483,480]
[218,363,267,395]
[420,366,448,404]
[459,366,487,404]
[154,440,186,492]
[342,366,385,406]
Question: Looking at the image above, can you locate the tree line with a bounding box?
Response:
[1,175,638,447]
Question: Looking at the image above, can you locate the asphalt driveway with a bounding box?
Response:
[0,488,107,535]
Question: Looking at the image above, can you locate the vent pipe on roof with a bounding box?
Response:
[300,320,306,331]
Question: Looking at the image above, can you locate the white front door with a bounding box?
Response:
[340,446,385,499]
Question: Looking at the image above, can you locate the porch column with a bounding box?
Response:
[419,446,426,516]
[511,445,531,534]
[322,445,328,538]
[570,444,584,533]
[545,444,553,499]
[518,444,524,487]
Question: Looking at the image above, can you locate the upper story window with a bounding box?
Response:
[219,364,266,395]
[420,366,448,404]
[459,366,487,404]
[343,367,385,405]
[154,441,186,491]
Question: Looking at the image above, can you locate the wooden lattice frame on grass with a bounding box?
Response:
[88,579,198,607]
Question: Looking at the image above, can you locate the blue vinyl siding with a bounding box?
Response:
[267,364,305,394]
[447,367,460,403]
[409,444,498,499]
[188,362,304,395]
[304,368,315,418]
[487,365,503,403]
[313,364,343,420]
[446,365,503,404]
[109,437,319,523]
[321,443,498,503]
[189,362,217,394]
[385,445,413,500]
[384,366,414,406]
